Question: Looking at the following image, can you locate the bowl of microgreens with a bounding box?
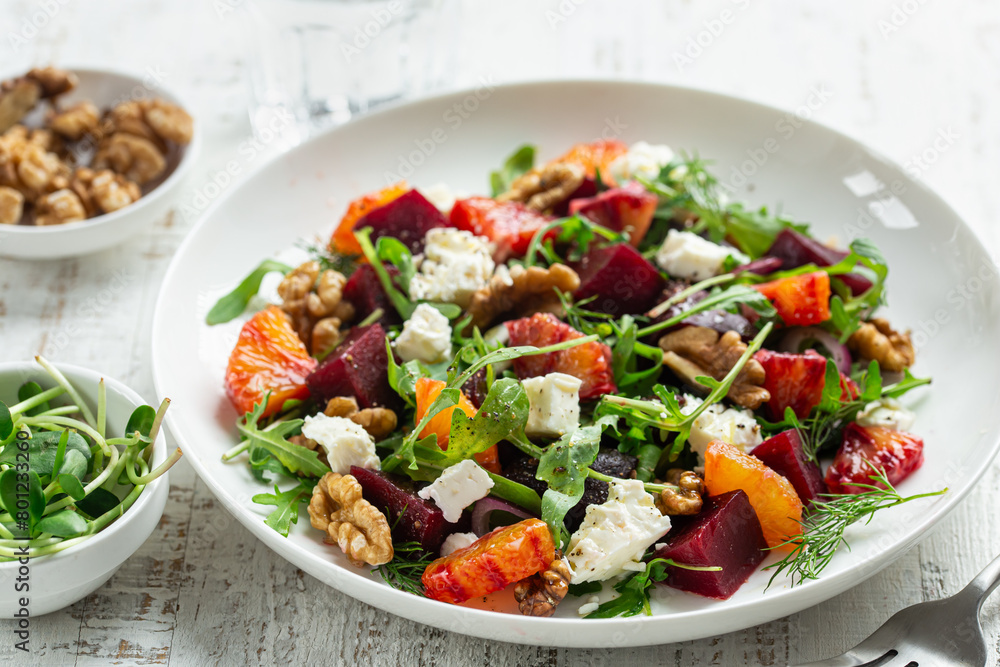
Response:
[0,357,181,616]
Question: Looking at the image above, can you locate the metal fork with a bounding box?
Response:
[792,552,1000,667]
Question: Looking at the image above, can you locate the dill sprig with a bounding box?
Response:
[373,541,434,597]
[765,464,947,588]
[296,238,360,277]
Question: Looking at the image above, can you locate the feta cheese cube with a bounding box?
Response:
[394,303,452,364]
[609,141,675,183]
[565,479,672,584]
[408,228,495,308]
[655,229,744,281]
[857,398,916,432]
[417,459,495,523]
[522,373,582,439]
[301,414,380,475]
[440,531,479,557]
[682,394,763,459]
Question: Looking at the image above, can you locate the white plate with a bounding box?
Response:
[152,80,1000,648]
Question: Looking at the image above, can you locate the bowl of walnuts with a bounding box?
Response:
[0,66,199,260]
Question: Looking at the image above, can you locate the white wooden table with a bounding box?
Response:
[2,1,999,664]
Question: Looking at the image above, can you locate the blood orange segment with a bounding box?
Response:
[505,312,617,401]
[449,197,553,260]
[553,139,628,182]
[414,378,499,473]
[225,305,317,418]
[422,518,555,604]
[704,440,804,551]
[825,423,925,495]
[329,181,408,255]
[753,270,831,327]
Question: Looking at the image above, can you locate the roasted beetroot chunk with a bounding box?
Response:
[353,189,447,254]
[765,228,872,296]
[568,182,658,246]
[750,429,827,505]
[653,490,768,600]
[572,243,666,317]
[342,264,401,326]
[350,466,462,553]
[306,324,397,408]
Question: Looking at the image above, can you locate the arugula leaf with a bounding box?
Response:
[487,472,542,516]
[523,214,626,268]
[490,144,535,197]
[235,401,328,478]
[882,369,931,399]
[375,236,417,295]
[443,378,530,465]
[610,316,664,395]
[536,415,618,547]
[386,339,423,408]
[252,481,314,537]
[355,228,462,320]
[586,557,721,618]
[206,259,292,325]
[567,581,603,597]
[637,284,777,338]
[247,445,293,483]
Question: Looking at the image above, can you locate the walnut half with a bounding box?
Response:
[658,326,770,410]
[848,318,914,373]
[514,556,571,617]
[323,397,397,441]
[308,472,393,567]
[464,263,580,332]
[497,161,586,212]
[656,469,704,516]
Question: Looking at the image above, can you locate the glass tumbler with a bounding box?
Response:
[243,0,455,144]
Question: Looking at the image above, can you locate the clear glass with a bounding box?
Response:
[243,0,456,144]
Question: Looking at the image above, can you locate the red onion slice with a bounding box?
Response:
[471,497,536,537]
[778,326,852,374]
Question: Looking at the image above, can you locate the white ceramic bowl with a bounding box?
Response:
[0,362,168,616]
[0,67,200,260]
[153,80,1000,647]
